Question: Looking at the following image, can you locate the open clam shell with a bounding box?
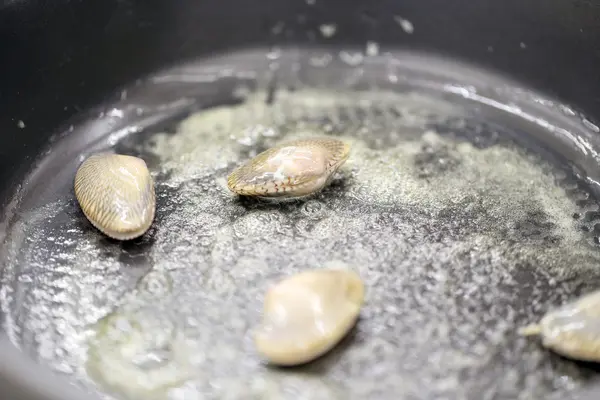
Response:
[227,138,351,199]
[520,290,600,362]
[254,268,365,366]
[74,153,156,240]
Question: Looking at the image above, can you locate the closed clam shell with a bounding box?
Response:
[254,269,364,366]
[74,153,156,240]
[227,138,351,199]
[519,290,600,362]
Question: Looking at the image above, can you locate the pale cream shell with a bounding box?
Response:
[227,138,351,199]
[74,153,156,240]
[520,289,600,362]
[254,269,364,366]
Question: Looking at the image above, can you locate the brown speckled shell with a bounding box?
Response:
[227,138,350,199]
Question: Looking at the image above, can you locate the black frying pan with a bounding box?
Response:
[4,1,600,400]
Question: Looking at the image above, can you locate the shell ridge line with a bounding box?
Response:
[74,153,156,240]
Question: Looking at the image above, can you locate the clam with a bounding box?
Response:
[74,153,156,240]
[227,138,351,199]
[254,268,365,366]
[519,290,600,362]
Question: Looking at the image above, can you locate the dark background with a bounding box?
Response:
[1,0,600,208]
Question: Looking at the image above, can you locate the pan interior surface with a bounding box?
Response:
[3,48,600,400]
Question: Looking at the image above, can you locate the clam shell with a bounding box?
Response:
[227,138,351,199]
[74,153,156,240]
[254,269,364,366]
[519,290,600,362]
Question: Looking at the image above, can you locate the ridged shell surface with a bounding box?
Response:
[254,269,364,366]
[227,138,350,199]
[520,290,600,362]
[74,153,156,240]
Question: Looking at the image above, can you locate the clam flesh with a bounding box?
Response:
[227,138,351,199]
[74,153,156,240]
[519,289,600,362]
[254,268,365,366]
